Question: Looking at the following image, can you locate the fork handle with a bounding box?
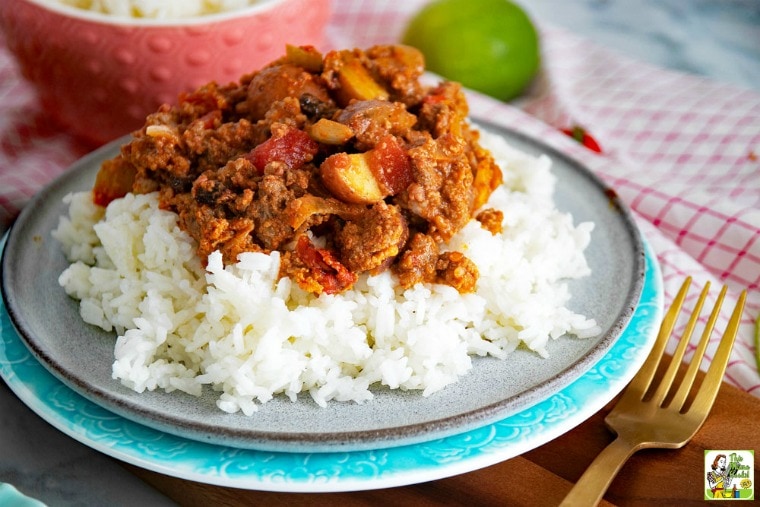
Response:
[559,436,639,506]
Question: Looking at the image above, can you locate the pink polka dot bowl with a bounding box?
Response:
[0,0,332,146]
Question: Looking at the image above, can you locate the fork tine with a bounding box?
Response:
[649,281,711,406]
[561,280,745,507]
[625,277,691,400]
[668,284,727,410]
[689,289,746,412]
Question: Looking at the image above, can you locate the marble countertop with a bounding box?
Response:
[525,0,760,92]
[2,1,758,505]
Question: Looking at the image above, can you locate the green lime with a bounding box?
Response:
[402,0,540,101]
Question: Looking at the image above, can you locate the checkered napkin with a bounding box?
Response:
[1,0,758,395]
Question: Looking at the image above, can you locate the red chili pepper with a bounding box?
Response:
[561,126,602,153]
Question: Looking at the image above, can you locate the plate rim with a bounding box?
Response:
[0,234,663,492]
[1,122,645,452]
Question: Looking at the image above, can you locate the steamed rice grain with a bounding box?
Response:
[51,0,262,18]
[53,130,600,415]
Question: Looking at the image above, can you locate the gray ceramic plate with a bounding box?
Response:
[1,122,644,453]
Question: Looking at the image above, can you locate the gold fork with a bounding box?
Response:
[560,277,747,507]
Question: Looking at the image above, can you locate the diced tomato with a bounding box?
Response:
[295,236,357,294]
[247,125,319,172]
[369,135,413,195]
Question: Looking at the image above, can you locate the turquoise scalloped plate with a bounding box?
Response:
[1,124,648,454]
[0,231,662,492]
[0,483,46,507]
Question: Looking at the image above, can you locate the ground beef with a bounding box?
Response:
[93,44,503,295]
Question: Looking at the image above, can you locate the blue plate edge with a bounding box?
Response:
[0,231,663,492]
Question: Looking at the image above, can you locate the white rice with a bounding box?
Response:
[50,0,262,18]
[53,131,600,415]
